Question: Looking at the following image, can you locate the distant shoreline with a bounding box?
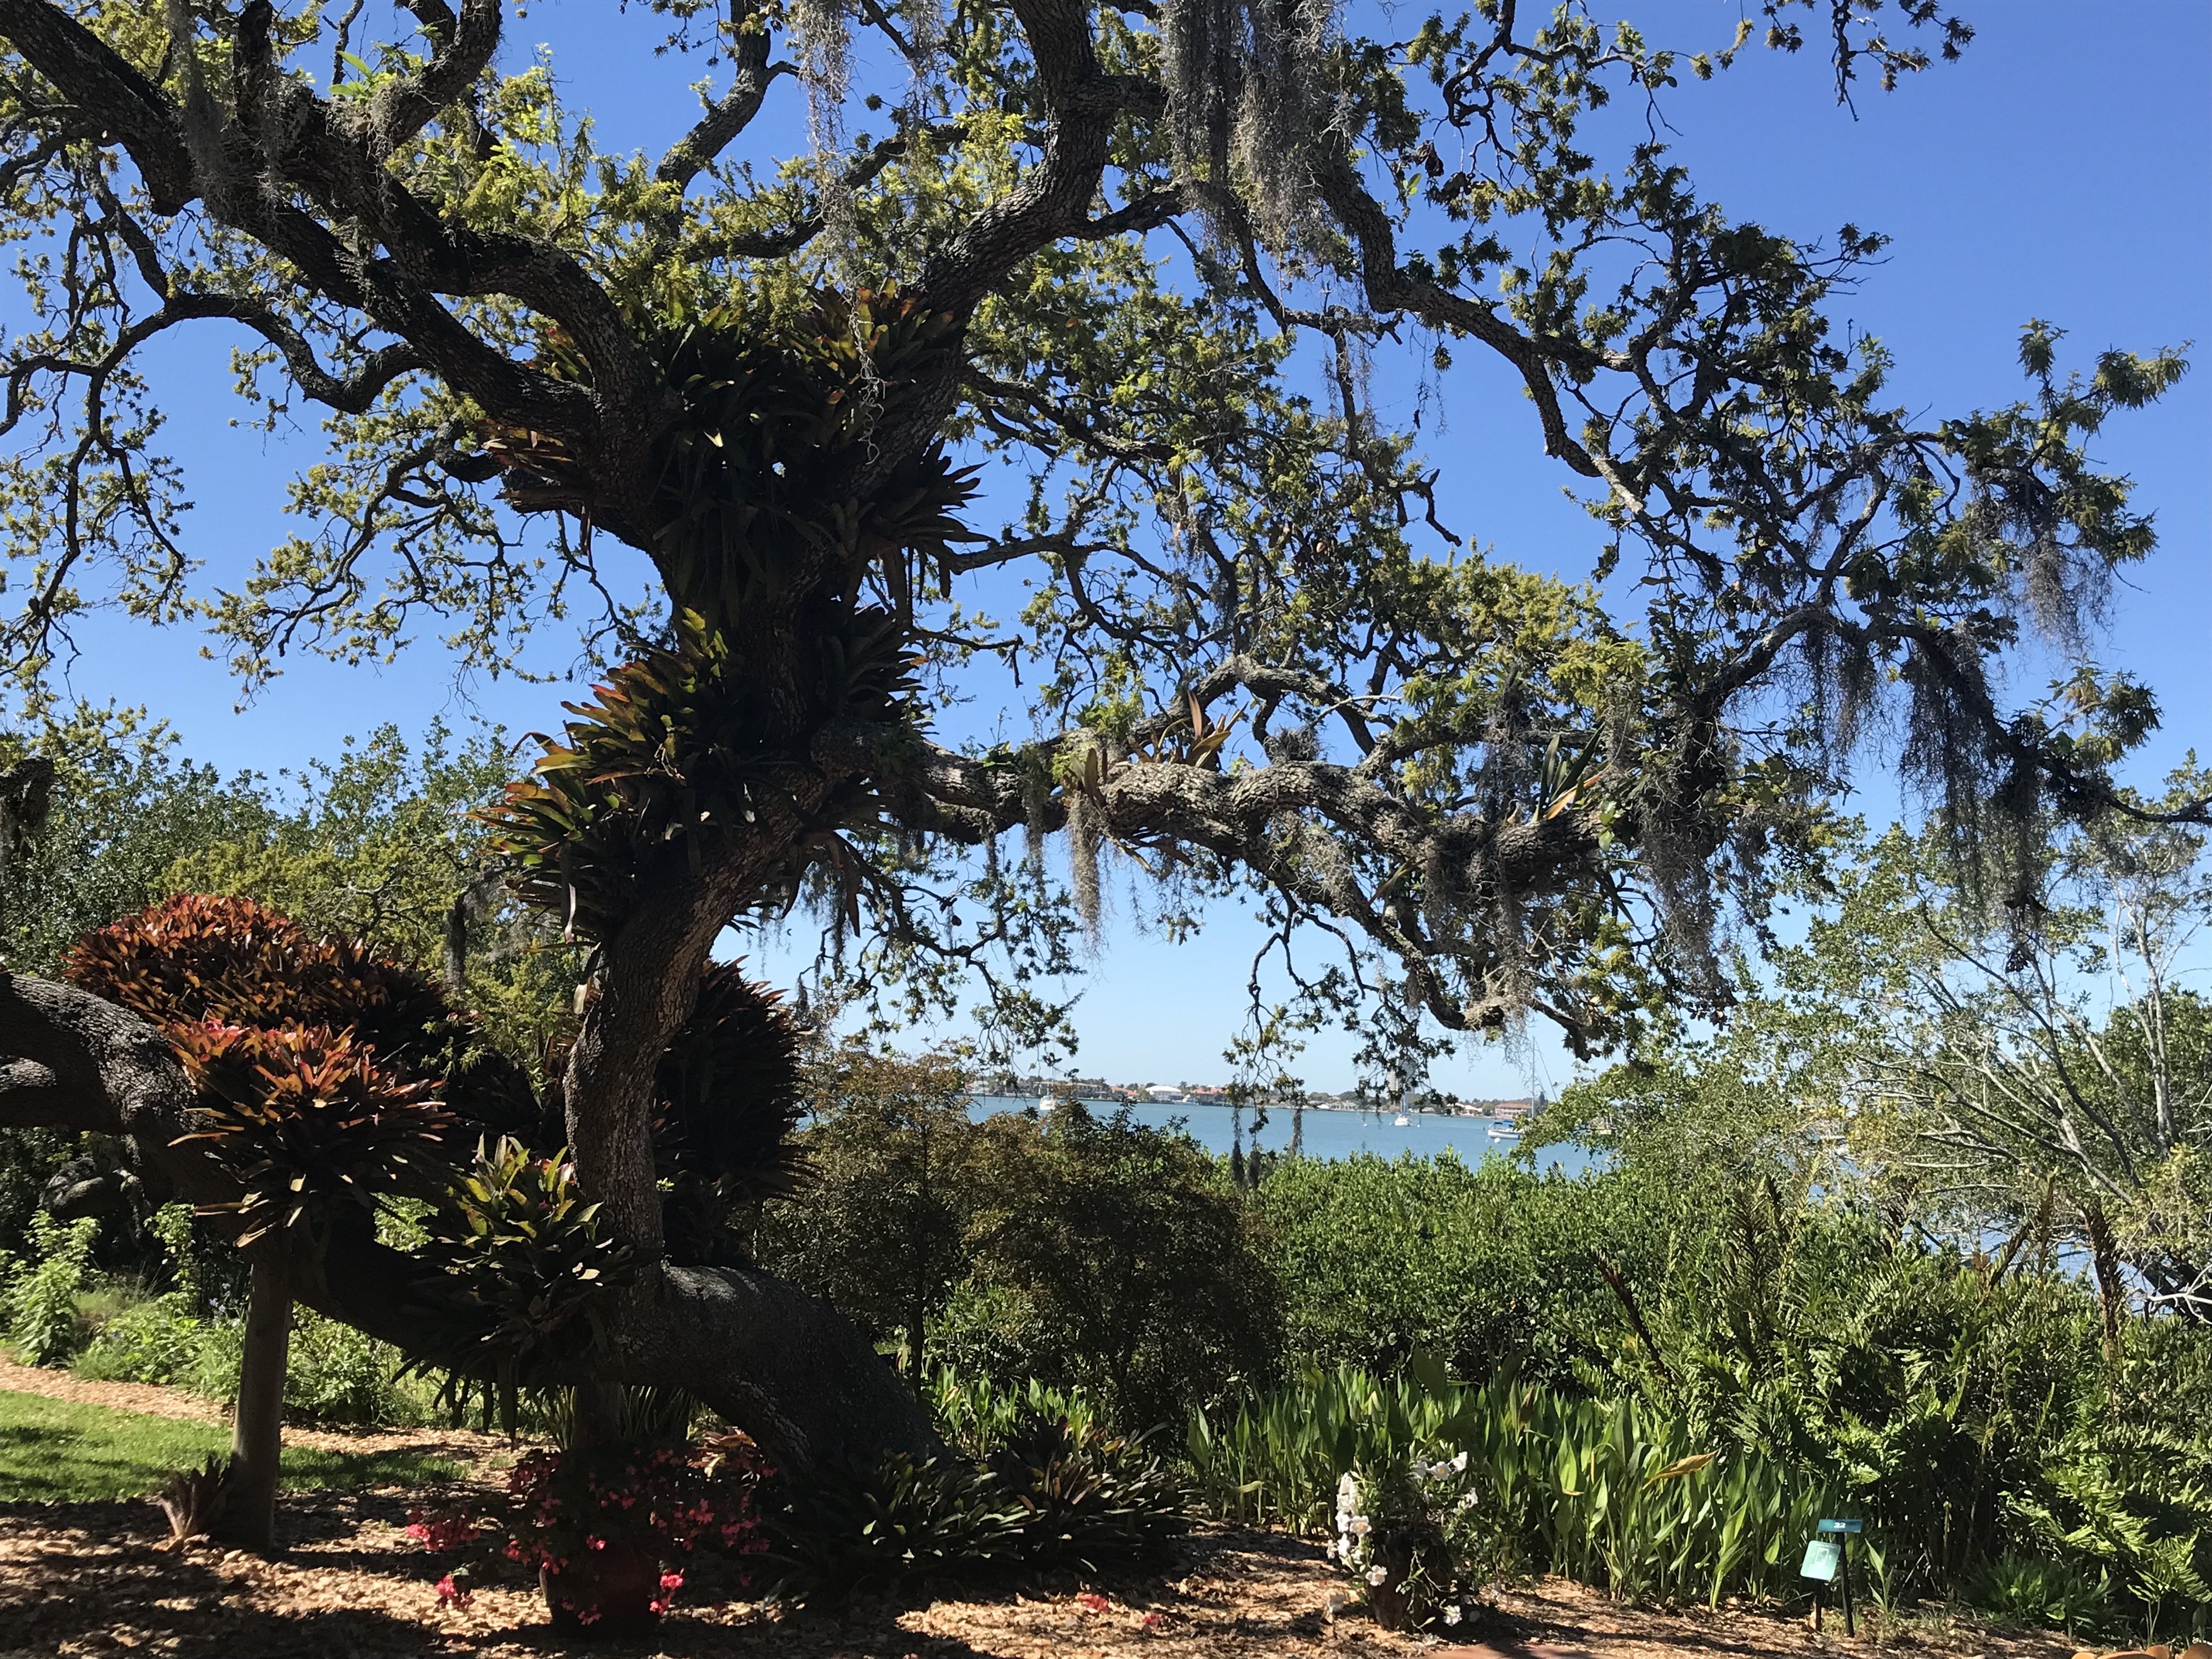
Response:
[968,1093,1530,1120]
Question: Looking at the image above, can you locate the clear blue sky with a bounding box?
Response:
[18,3,2209,1094]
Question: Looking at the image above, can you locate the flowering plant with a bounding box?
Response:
[407,1432,771,1620]
[503,1442,768,1572]
[1329,1444,1496,1633]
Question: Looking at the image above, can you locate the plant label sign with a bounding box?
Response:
[1816,1518,1863,1534]
[1799,1539,1842,1582]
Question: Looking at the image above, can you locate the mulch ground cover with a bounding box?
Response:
[0,1487,2084,1659]
[0,1362,2086,1659]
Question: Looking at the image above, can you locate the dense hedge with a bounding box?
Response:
[1254,1153,1675,1389]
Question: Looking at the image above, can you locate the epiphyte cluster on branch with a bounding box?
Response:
[482,292,979,945]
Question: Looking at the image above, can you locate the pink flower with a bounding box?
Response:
[435,1574,473,1609]
[659,1572,684,1593]
[1141,1612,1164,1630]
[1079,1593,1110,1613]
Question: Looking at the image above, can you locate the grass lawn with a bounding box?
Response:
[0,1388,460,1502]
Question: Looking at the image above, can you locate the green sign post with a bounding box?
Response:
[1804,1519,1861,1635]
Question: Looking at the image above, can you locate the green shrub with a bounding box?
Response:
[3,1213,100,1365]
[1253,1153,1667,1387]
[186,1309,428,1426]
[757,1048,989,1384]
[763,1077,1280,1429]
[1962,1554,2115,1637]
[770,1394,1186,1602]
[928,1367,1103,1458]
[72,1292,205,1384]
[930,1282,1051,1387]
[283,1308,431,1426]
[965,1104,1280,1427]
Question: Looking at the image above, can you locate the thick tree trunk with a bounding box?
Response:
[218,1259,292,1550]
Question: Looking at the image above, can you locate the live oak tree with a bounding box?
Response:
[0,0,2196,1468]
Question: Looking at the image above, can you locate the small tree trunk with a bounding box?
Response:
[570,1379,632,1450]
[218,1256,292,1550]
[443,891,470,996]
[909,1288,927,1398]
[2081,1199,2126,1358]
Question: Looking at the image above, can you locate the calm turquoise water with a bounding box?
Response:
[966,1097,1600,1177]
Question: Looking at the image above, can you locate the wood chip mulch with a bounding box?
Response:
[0,1492,1408,1659]
[0,1361,2086,1659]
[0,1487,2087,1659]
[1448,1578,2080,1659]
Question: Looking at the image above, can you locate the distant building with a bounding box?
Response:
[975,1074,1118,1099]
[1146,1085,1186,1103]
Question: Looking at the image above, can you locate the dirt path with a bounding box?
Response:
[0,1357,516,1464]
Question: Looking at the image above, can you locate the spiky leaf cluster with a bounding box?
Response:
[654,962,808,1265]
[62,893,540,1137]
[482,292,978,943]
[410,1136,634,1385]
[168,1023,455,1247]
[64,893,446,1055]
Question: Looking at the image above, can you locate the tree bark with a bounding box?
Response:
[2081,1199,2126,1358]
[219,1257,292,1550]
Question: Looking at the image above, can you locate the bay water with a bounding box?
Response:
[966,1097,1599,1177]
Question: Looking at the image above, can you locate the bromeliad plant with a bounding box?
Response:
[49,891,813,1553]
[771,1402,1187,1602]
[60,895,503,1547]
[653,963,808,1267]
[409,1136,634,1411]
[480,292,979,950]
[171,1025,455,1249]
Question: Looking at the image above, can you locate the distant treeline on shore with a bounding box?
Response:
[970,1080,1541,1117]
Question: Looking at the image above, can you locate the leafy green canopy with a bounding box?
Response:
[0,0,2191,1069]
[1585,772,2212,1321]
[761,1063,1278,1425]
